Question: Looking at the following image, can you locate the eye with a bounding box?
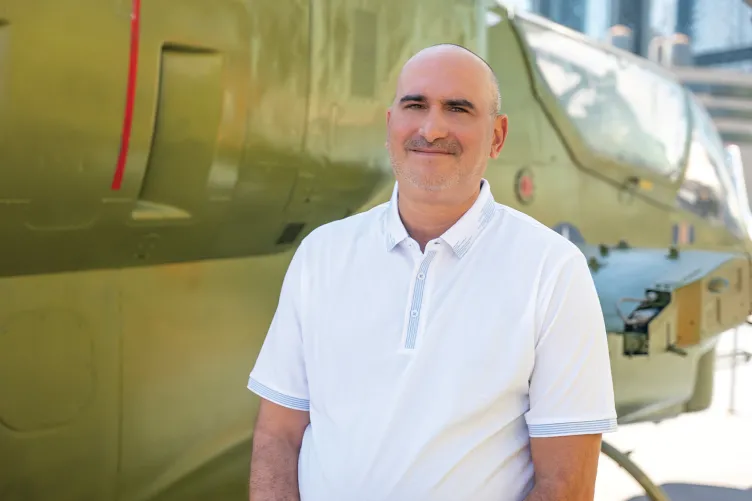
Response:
[449,106,468,113]
[405,103,424,109]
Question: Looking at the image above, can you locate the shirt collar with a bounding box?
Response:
[383,179,498,258]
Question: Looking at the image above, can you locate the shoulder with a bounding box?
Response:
[487,204,593,308]
[296,202,389,260]
[302,201,388,246]
[493,203,585,265]
[492,205,600,316]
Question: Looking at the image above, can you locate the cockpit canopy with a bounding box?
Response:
[514,15,749,242]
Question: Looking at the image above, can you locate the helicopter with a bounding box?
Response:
[0,1,750,501]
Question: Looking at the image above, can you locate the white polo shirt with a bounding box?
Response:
[248,179,617,501]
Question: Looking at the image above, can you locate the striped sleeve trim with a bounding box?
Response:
[528,418,618,437]
[247,377,310,411]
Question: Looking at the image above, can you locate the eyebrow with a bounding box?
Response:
[399,94,476,110]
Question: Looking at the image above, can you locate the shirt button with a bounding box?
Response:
[417,272,426,280]
[410,310,418,317]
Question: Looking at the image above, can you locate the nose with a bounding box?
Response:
[418,107,449,143]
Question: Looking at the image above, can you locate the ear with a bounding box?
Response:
[489,114,508,159]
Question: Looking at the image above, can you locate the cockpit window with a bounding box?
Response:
[724,144,752,239]
[515,18,688,179]
[677,95,746,239]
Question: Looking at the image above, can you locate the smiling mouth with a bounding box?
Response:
[409,148,453,155]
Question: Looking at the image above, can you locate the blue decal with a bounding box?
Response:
[672,222,695,245]
[552,222,585,244]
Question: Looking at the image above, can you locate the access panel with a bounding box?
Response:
[132,46,224,222]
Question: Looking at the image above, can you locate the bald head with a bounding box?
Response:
[396,44,502,116]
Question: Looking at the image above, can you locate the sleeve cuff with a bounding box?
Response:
[247,376,310,411]
[528,417,618,437]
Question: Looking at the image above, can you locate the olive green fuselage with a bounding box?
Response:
[0,2,748,500]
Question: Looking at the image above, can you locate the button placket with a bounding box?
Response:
[403,250,437,350]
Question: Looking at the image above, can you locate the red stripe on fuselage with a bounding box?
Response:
[111,0,141,190]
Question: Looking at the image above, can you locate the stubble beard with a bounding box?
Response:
[388,150,461,194]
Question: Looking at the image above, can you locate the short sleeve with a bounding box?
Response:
[247,241,310,411]
[524,250,618,437]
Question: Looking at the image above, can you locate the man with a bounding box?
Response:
[247,44,617,501]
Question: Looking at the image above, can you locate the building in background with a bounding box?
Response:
[537,0,589,33]
[670,0,752,70]
[503,0,752,68]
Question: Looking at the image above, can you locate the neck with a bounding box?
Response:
[397,185,480,251]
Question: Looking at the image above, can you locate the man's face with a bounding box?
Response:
[386,48,508,200]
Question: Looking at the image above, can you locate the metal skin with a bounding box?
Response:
[0,2,749,500]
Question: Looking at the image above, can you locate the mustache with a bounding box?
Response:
[405,136,461,155]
